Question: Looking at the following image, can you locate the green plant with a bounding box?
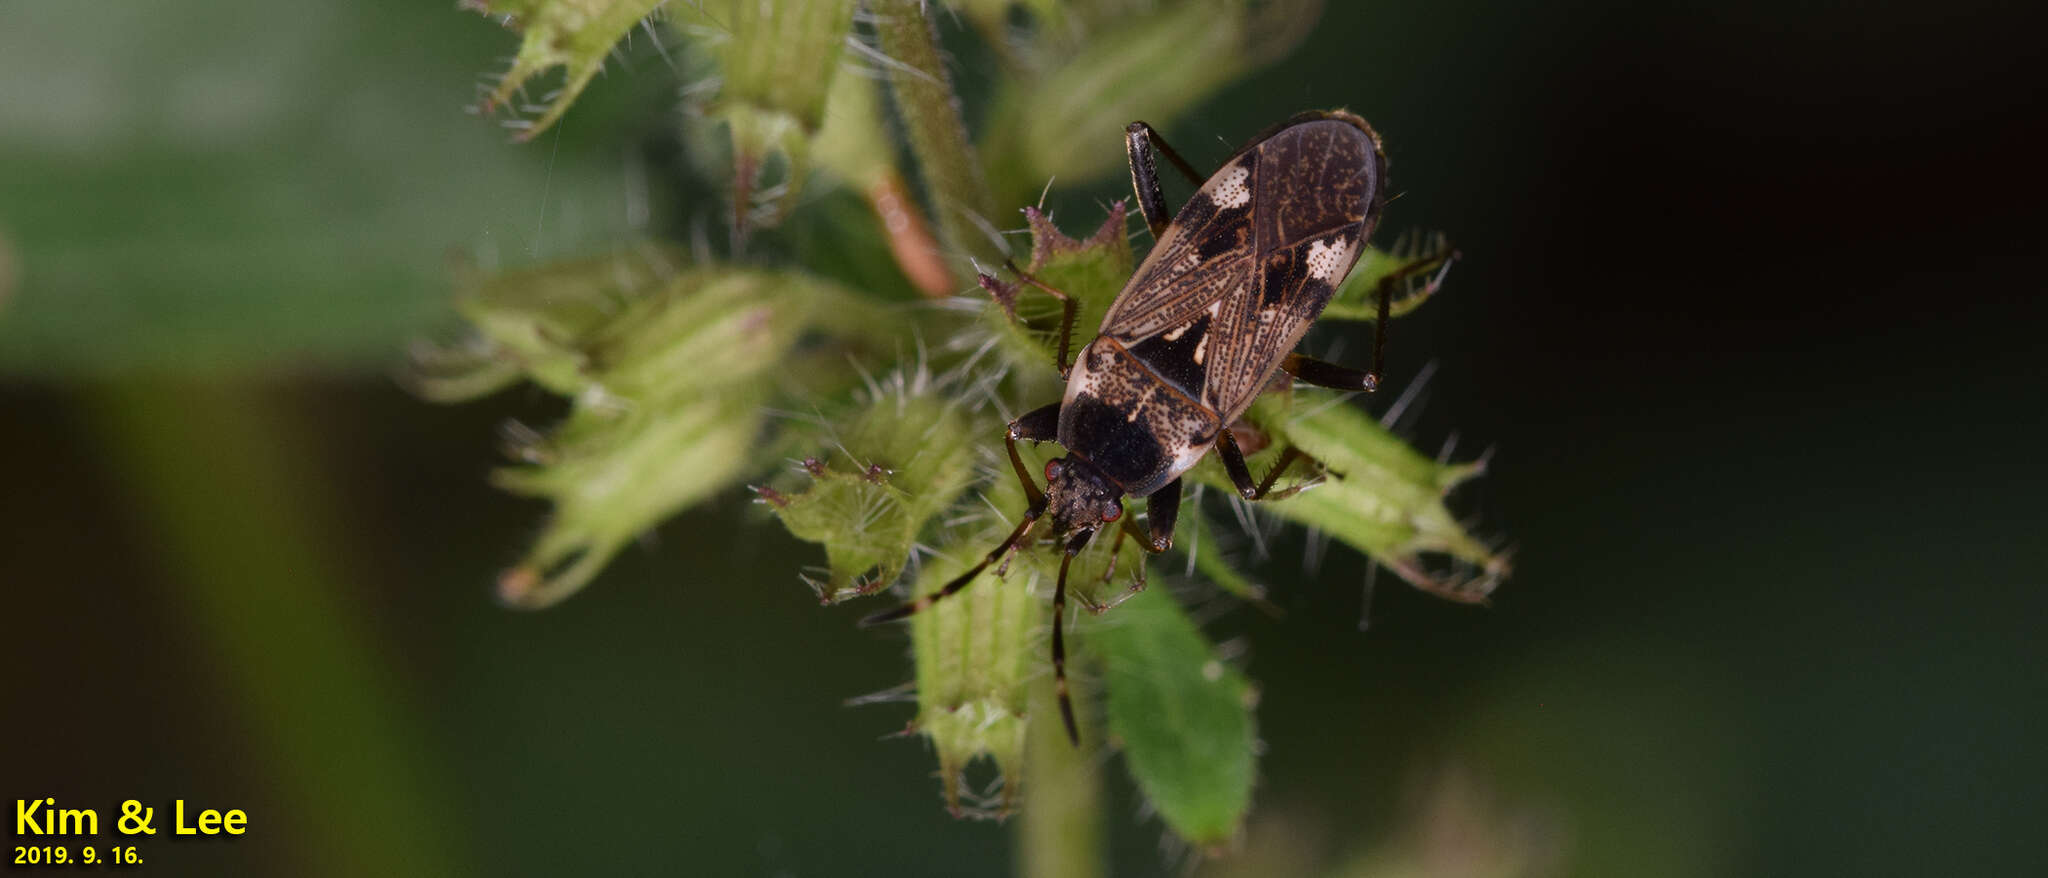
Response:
[434,0,1507,868]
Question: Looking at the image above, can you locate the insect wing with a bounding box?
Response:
[1193,118,1383,422]
[1102,116,1384,424]
[1099,154,1257,342]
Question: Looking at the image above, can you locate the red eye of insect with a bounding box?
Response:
[1101,504,1122,522]
[1044,460,1063,481]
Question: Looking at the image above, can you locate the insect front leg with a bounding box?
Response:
[1007,403,1061,487]
[1081,478,1182,611]
[1099,523,1129,584]
[1124,121,1206,238]
[992,403,1060,576]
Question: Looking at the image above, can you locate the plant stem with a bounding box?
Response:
[1017,675,1105,878]
[85,381,467,877]
[869,0,1002,270]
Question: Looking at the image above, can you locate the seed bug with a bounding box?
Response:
[864,110,1437,744]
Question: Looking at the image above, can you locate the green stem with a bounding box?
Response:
[84,381,467,877]
[869,0,1002,269]
[1017,674,1105,878]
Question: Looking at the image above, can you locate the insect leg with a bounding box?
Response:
[1079,477,1182,611]
[858,507,1043,626]
[1099,522,1128,584]
[1372,261,1391,386]
[1369,245,1462,385]
[1250,447,1307,500]
[996,261,1082,378]
[1124,121,1206,238]
[1141,477,1181,552]
[860,415,1057,626]
[990,403,1060,578]
[1215,429,1261,500]
[1216,431,1317,501]
[1125,124,1174,238]
[1127,122,1206,186]
[1007,402,1060,500]
[1276,247,1459,393]
[1281,352,1381,393]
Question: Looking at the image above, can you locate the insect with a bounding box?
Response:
[864,110,1437,744]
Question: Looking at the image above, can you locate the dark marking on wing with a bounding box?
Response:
[1205,231,1367,420]
[1257,246,1343,308]
[1299,275,1335,313]
[1259,248,1300,306]
[1195,204,1250,262]
[1203,119,1382,421]
[1124,311,1212,398]
[1099,157,1258,338]
[1253,119,1381,250]
[1098,112,1388,424]
[1172,191,1216,232]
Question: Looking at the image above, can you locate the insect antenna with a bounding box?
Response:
[857,509,1041,626]
[1052,543,1081,746]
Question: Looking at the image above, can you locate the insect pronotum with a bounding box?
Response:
[864,110,1444,744]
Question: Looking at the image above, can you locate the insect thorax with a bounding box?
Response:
[1058,337,1221,498]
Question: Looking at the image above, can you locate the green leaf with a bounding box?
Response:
[583,269,888,397]
[1172,499,1275,610]
[981,202,1134,383]
[0,0,647,377]
[470,0,673,141]
[494,386,767,608]
[675,0,858,230]
[1100,585,1256,846]
[908,469,1039,817]
[899,432,1149,817]
[677,0,855,130]
[1202,392,1508,603]
[979,0,1321,208]
[484,267,897,607]
[766,382,981,603]
[411,242,688,401]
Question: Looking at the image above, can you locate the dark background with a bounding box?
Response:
[3,1,2042,875]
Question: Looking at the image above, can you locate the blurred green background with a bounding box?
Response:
[3,1,2042,875]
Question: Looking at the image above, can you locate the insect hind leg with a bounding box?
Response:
[1125,121,1206,238]
[1282,352,1381,394]
[1275,244,1458,394]
[1368,244,1461,387]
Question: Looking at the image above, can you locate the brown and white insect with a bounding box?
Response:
[865,110,1439,743]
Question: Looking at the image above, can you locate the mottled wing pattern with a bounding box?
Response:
[1098,154,1258,341]
[1196,119,1381,422]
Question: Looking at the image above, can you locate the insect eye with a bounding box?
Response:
[1101,504,1123,523]
[1044,459,1063,482]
